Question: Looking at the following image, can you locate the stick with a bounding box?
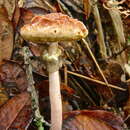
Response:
[64,65,68,86]
[82,39,114,95]
[67,70,126,91]
[92,0,107,58]
[23,47,50,129]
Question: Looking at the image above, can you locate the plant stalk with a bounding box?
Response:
[23,47,49,130]
[91,0,107,58]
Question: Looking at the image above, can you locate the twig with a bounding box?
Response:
[91,0,107,58]
[41,0,57,12]
[64,65,68,86]
[82,39,114,95]
[56,0,73,17]
[23,47,50,129]
[71,77,96,105]
[67,70,126,91]
[61,0,84,14]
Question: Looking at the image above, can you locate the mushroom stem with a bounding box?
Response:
[46,42,62,130]
[49,70,62,130]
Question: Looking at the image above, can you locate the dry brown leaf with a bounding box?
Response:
[99,61,128,105]
[74,55,95,78]
[29,42,43,57]
[63,110,123,130]
[0,85,9,107]
[0,0,16,20]
[9,98,32,130]
[0,7,13,63]
[125,0,130,8]
[0,92,30,130]
[20,8,35,25]
[123,82,130,124]
[0,61,28,92]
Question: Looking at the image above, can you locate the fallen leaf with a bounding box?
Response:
[9,98,32,130]
[123,82,130,125]
[62,100,73,113]
[0,7,13,63]
[29,43,43,57]
[63,110,123,130]
[20,8,35,25]
[1,0,16,20]
[0,61,28,92]
[101,61,128,106]
[20,7,51,26]
[74,55,95,78]
[0,85,9,107]
[125,0,130,8]
[0,92,30,130]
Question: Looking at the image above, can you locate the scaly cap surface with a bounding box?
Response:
[20,13,88,43]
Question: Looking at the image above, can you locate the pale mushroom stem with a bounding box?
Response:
[48,42,62,130]
[49,71,62,130]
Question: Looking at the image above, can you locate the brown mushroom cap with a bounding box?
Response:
[20,13,88,43]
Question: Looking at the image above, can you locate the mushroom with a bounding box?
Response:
[20,13,88,130]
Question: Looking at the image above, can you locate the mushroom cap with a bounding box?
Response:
[20,13,88,43]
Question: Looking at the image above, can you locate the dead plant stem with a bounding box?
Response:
[23,46,49,128]
[82,39,115,96]
[92,0,107,58]
[67,70,126,91]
